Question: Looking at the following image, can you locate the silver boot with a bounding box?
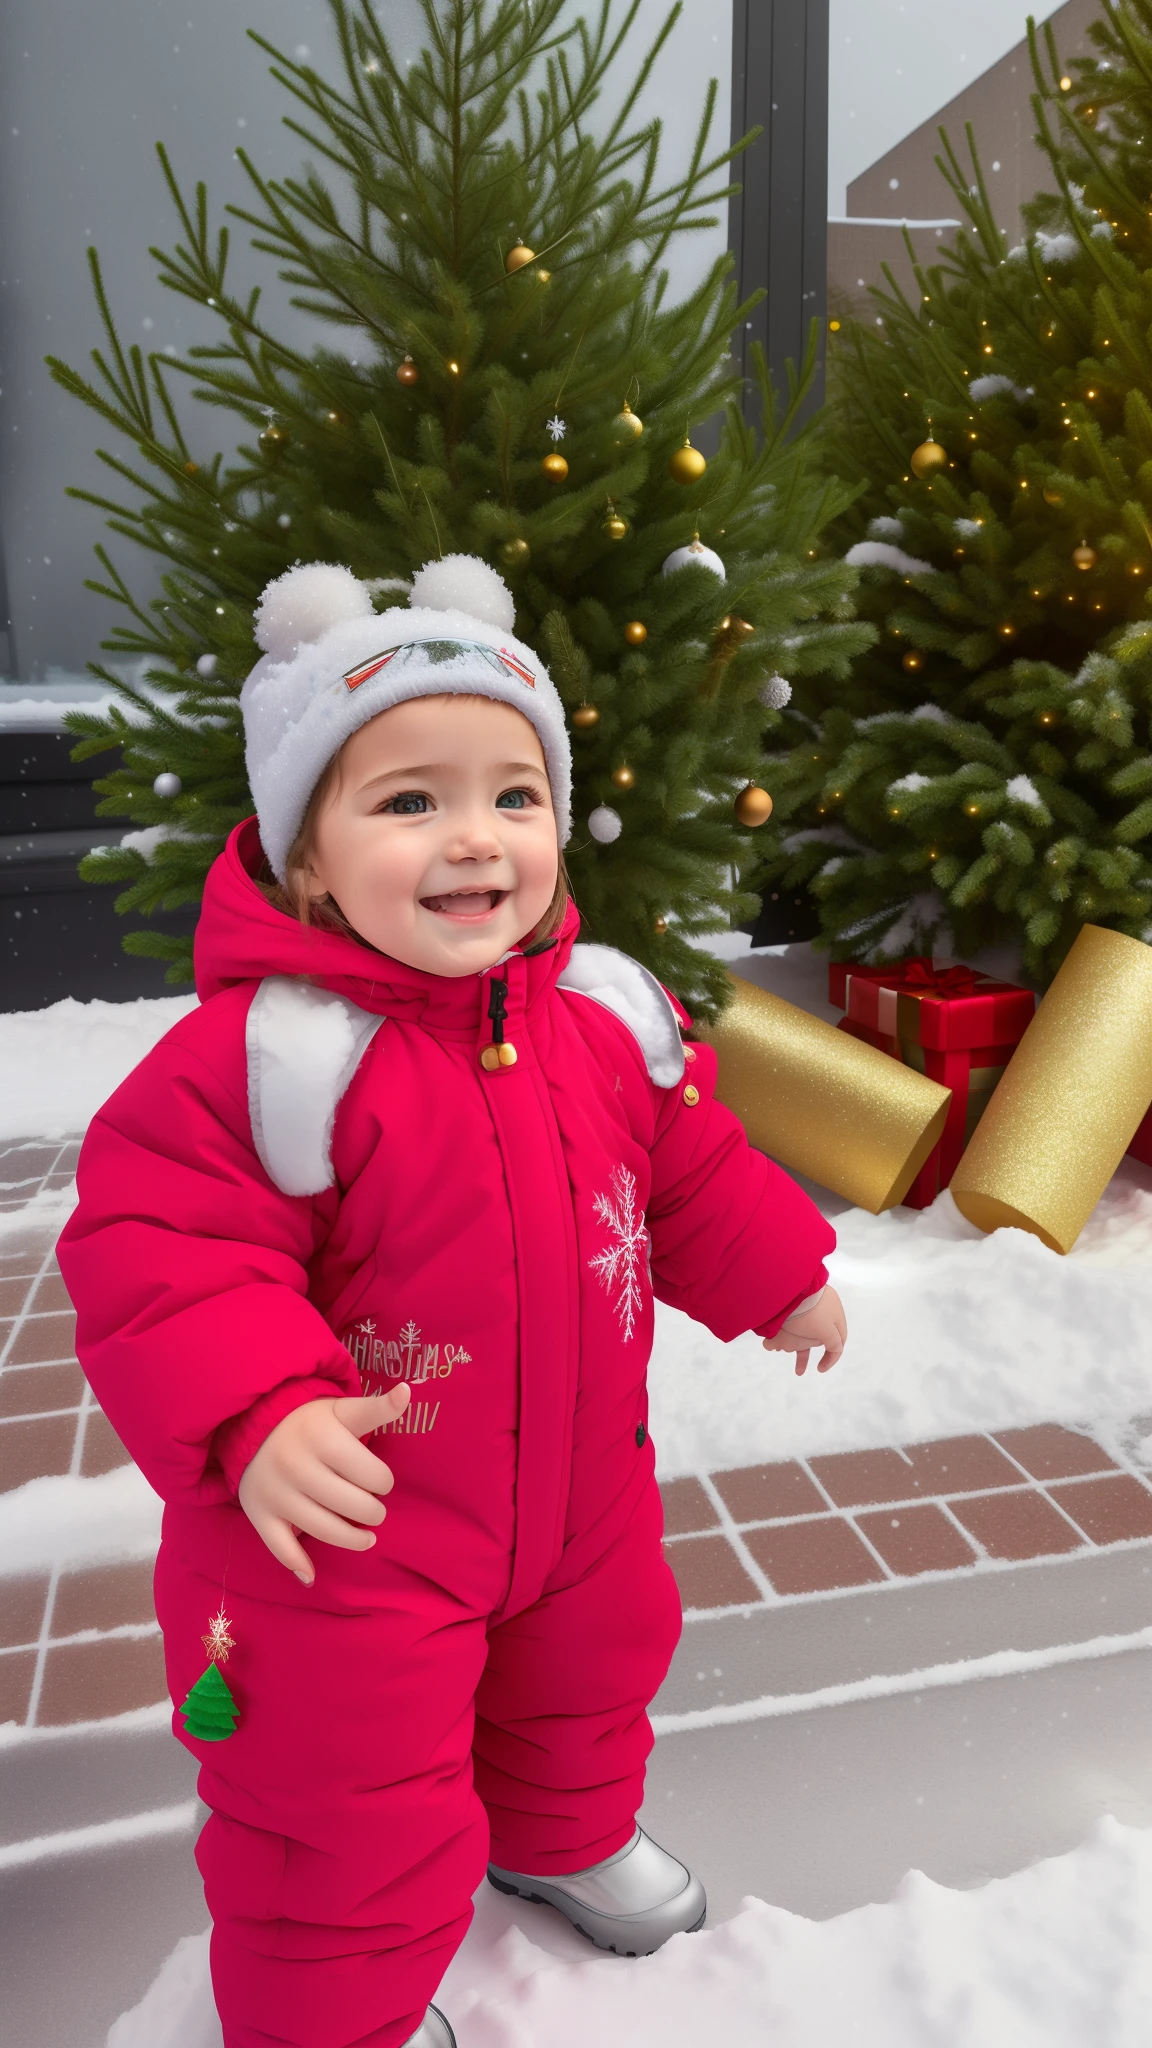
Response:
[488,1826,706,1956]
[401,2006,455,2048]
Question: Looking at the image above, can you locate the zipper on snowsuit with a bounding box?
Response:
[480,976,518,1070]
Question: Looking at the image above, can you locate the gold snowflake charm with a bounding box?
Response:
[201,1608,236,1665]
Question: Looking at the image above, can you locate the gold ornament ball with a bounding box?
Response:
[669,438,707,485]
[613,402,643,440]
[500,537,531,568]
[1072,543,1098,571]
[183,460,199,475]
[902,649,925,673]
[396,358,418,386]
[260,424,289,451]
[624,620,648,645]
[572,703,600,731]
[541,452,569,482]
[603,510,628,541]
[1043,486,1063,505]
[734,784,774,827]
[611,765,636,790]
[910,437,948,480]
[653,916,668,936]
[998,622,1017,639]
[505,244,536,272]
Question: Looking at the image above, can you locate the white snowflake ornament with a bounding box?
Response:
[546,415,567,442]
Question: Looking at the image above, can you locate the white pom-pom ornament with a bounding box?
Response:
[195,653,217,679]
[254,562,374,662]
[588,805,623,844]
[153,771,182,798]
[409,554,515,632]
[758,673,792,710]
[662,538,725,580]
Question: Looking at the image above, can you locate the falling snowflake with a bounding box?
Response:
[546,414,567,442]
[589,1164,648,1342]
[202,1608,236,1665]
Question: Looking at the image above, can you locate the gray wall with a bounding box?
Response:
[0,0,730,681]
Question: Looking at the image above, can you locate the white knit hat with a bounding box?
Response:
[241,553,573,882]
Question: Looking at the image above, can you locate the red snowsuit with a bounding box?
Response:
[58,819,834,2048]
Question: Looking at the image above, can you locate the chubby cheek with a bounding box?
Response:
[333,832,424,938]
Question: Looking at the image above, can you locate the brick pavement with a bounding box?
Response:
[5,1135,1152,1730]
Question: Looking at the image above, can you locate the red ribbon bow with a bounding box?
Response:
[898,958,978,996]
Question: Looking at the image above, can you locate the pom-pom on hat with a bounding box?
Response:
[241,552,572,882]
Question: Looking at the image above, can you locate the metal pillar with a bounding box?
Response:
[729,0,830,421]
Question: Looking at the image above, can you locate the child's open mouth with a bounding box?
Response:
[420,888,508,921]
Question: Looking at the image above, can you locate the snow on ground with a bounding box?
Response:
[107,1816,1152,2048]
[0,995,197,1140]
[0,1465,161,1580]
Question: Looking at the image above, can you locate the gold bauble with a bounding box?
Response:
[500,537,531,567]
[910,437,948,479]
[902,649,925,672]
[1043,486,1063,505]
[603,510,628,540]
[260,424,289,450]
[572,703,600,731]
[611,764,636,790]
[654,916,668,935]
[541,452,569,481]
[624,620,648,645]
[669,438,707,484]
[505,244,536,272]
[613,402,643,440]
[183,461,199,475]
[1072,543,1098,570]
[396,358,418,386]
[734,784,773,827]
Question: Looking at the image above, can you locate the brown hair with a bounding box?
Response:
[259,719,570,949]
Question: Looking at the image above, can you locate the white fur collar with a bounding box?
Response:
[557,944,685,1088]
[246,976,384,1197]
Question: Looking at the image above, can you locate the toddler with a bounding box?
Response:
[59,554,845,2048]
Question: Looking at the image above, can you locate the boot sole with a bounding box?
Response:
[487,1870,706,1955]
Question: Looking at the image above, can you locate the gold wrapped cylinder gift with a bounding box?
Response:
[700,974,952,1213]
[951,924,1152,1254]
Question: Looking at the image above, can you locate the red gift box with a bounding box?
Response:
[1129,1106,1152,1169]
[828,957,1036,1208]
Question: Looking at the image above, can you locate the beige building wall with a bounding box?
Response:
[829,0,1099,321]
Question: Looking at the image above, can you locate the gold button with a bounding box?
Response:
[498,1043,518,1067]
[682,1084,700,1106]
[480,1046,501,1071]
[683,1045,697,1063]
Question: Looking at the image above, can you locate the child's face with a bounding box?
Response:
[304,694,560,977]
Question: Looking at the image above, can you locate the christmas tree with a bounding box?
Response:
[49,0,869,1016]
[180,1660,239,1741]
[756,0,1152,987]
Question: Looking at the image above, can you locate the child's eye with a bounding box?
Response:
[495,787,536,810]
[382,791,431,815]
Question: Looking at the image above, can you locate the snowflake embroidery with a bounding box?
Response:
[589,1164,648,1342]
[201,1608,236,1665]
[546,414,567,442]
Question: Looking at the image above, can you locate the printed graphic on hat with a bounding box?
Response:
[342,639,536,693]
[343,647,401,691]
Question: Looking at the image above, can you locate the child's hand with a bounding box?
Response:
[237,1386,411,1585]
[762,1286,847,1378]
